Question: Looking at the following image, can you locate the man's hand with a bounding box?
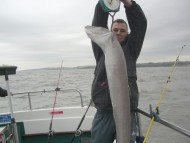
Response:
[120,0,132,7]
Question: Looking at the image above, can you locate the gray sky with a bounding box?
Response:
[0,0,190,70]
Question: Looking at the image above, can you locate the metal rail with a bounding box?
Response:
[11,88,84,110]
[137,108,190,138]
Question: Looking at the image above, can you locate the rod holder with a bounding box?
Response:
[0,66,17,76]
[0,66,19,143]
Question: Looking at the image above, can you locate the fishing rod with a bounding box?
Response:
[47,60,64,143]
[142,45,186,143]
[69,99,92,143]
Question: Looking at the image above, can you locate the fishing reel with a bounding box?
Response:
[99,0,121,12]
[48,130,55,137]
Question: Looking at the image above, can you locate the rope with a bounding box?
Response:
[143,45,185,143]
[109,12,116,24]
[47,60,64,143]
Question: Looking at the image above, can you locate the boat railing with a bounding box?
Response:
[11,88,84,110]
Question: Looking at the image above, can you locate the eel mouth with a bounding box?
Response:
[85,26,112,38]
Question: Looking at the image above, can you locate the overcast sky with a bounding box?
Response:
[0,0,190,70]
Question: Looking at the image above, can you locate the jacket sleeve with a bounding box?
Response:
[125,1,147,59]
[91,2,109,63]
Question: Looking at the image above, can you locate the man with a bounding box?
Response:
[0,87,7,97]
[90,0,147,143]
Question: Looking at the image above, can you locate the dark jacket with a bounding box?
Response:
[0,87,7,97]
[91,1,147,111]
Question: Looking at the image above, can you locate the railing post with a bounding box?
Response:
[28,92,32,110]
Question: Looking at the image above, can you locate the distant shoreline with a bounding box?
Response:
[76,61,190,69]
[136,61,190,68]
[33,61,190,70]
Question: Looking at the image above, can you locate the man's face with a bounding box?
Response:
[112,22,128,43]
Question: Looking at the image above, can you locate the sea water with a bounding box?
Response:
[0,66,190,143]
